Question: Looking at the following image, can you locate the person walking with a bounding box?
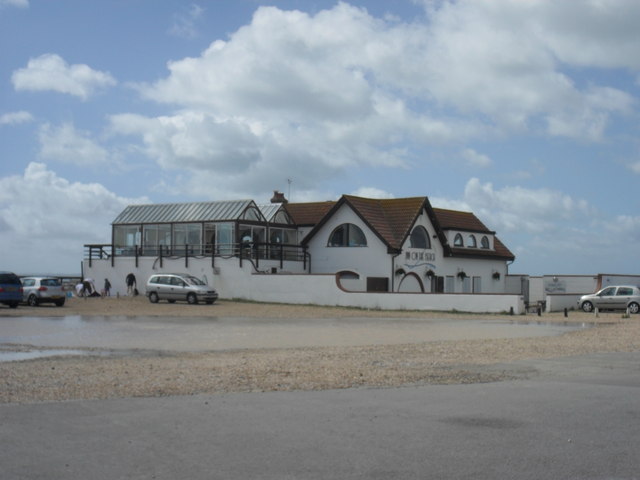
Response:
[125,273,137,296]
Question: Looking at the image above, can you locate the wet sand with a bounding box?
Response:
[1,296,639,403]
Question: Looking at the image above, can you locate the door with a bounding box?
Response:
[614,286,634,309]
[169,276,186,301]
[595,286,617,309]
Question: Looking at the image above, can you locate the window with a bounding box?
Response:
[216,223,235,255]
[142,224,170,254]
[600,287,616,296]
[473,276,482,293]
[454,233,463,246]
[239,225,266,244]
[114,225,141,252]
[617,287,633,296]
[445,276,455,293]
[481,236,490,249]
[173,223,203,254]
[273,210,292,224]
[410,226,431,249]
[328,223,367,247]
[467,235,477,248]
[241,206,262,221]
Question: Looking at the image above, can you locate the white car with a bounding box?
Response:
[21,277,66,307]
[578,285,640,314]
[146,273,218,305]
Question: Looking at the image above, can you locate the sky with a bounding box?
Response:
[1,0,639,276]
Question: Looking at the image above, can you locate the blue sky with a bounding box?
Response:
[1,0,639,276]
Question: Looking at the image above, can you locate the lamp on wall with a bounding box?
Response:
[492,271,501,280]
[457,270,467,280]
[425,269,435,278]
[395,268,406,276]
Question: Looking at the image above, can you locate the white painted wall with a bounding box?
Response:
[305,206,510,294]
[599,274,640,289]
[83,256,524,313]
[542,275,597,295]
[306,204,392,289]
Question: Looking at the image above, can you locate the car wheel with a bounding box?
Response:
[581,301,594,313]
[628,302,640,314]
[149,292,159,303]
[55,299,65,307]
[28,295,39,307]
[187,293,198,304]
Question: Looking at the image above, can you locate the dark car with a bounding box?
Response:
[0,271,23,308]
[21,277,66,307]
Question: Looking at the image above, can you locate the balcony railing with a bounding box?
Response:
[84,242,309,270]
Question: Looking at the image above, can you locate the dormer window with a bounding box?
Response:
[481,236,490,249]
[454,233,463,246]
[328,223,367,247]
[409,226,431,249]
[467,235,477,248]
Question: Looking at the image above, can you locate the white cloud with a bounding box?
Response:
[116,1,637,200]
[0,0,28,7]
[0,163,147,273]
[0,110,33,125]
[350,187,395,199]
[461,148,492,168]
[169,3,204,39]
[462,178,591,233]
[12,53,116,99]
[38,122,110,167]
[629,161,640,174]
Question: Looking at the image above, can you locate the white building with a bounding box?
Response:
[289,195,514,294]
[82,193,523,313]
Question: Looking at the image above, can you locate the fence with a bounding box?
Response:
[84,242,309,271]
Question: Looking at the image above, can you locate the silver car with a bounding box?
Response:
[578,285,640,314]
[21,277,66,307]
[146,273,218,305]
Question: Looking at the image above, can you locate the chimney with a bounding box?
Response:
[270,190,288,204]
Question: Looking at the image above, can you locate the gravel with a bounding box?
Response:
[1,296,639,404]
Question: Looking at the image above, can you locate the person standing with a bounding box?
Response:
[125,273,137,296]
[103,278,111,297]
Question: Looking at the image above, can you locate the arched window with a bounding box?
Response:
[454,233,463,246]
[467,234,477,248]
[328,223,367,247]
[409,226,431,249]
[481,236,490,249]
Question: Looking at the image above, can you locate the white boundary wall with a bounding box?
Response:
[83,256,524,314]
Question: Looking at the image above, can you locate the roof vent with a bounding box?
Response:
[270,190,288,204]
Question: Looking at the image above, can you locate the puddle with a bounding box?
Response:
[0,349,91,362]
[0,315,590,356]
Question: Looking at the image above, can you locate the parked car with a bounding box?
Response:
[578,285,640,314]
[146,273,218,305]
[21,277,66,307]
[0,271,23,308]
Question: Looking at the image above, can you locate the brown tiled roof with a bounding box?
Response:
[295,195,515,261]
[343,195,426,250]
[432,208,493,233]
[431,208,514,260]
[284,201,335,226]
[449,237,514,260]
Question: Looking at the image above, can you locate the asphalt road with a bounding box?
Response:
[2,352,639,479]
